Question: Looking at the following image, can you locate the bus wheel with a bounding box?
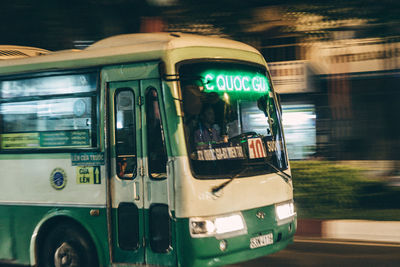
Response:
[39,222,98,267]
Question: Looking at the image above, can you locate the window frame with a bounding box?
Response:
[114,87,137,180]
[145,86,168,181]
[176,59,289,179]
[0,69,100,153]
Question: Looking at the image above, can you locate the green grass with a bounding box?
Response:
[291,161,400,221]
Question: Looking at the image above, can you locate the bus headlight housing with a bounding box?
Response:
[190,213,247,238]
[275,201,295,224]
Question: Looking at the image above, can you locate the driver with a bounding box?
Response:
[194,104,221,147]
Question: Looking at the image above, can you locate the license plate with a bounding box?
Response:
[250,233,273,249]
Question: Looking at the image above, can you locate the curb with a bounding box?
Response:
[296,219,323,237]
[296,219,400,244]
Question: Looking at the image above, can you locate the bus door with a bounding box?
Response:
[108,80,174,266]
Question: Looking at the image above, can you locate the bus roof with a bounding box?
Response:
[0,45,50,60]
[0,33,261,76]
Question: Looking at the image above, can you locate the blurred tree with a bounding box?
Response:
[0,0,399,50]
[166,0,400,39]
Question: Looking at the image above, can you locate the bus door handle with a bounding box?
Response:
[166,158,174,176]
[133,181,140,201]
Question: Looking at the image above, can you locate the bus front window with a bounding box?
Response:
[179,62,288,179]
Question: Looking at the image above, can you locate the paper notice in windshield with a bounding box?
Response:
[197,145,244,161]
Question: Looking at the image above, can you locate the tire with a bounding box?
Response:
[38,222,99,267]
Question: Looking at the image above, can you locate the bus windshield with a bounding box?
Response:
[179,61,288,179]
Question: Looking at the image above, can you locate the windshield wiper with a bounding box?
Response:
[263,160,292,183]
[211,167,248,196]
[211,160,291,196]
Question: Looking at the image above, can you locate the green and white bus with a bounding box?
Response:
[0,33,296,267]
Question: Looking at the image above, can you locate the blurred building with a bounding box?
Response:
[268,61,317,160]
[307,37,400,161]
[240,7,400,162]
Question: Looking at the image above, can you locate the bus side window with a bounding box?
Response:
[115,89,136,179]
[146,87,167,179]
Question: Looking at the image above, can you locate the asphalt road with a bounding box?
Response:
[227,238,400,267]
[1,238,399,267]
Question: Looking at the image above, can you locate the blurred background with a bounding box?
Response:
[1,0,399,220]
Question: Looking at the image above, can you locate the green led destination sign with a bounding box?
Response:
[201,70,270,93]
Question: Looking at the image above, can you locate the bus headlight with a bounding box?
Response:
[190,213,246,238]
[190,219,216,235]
[275,201,295,224]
